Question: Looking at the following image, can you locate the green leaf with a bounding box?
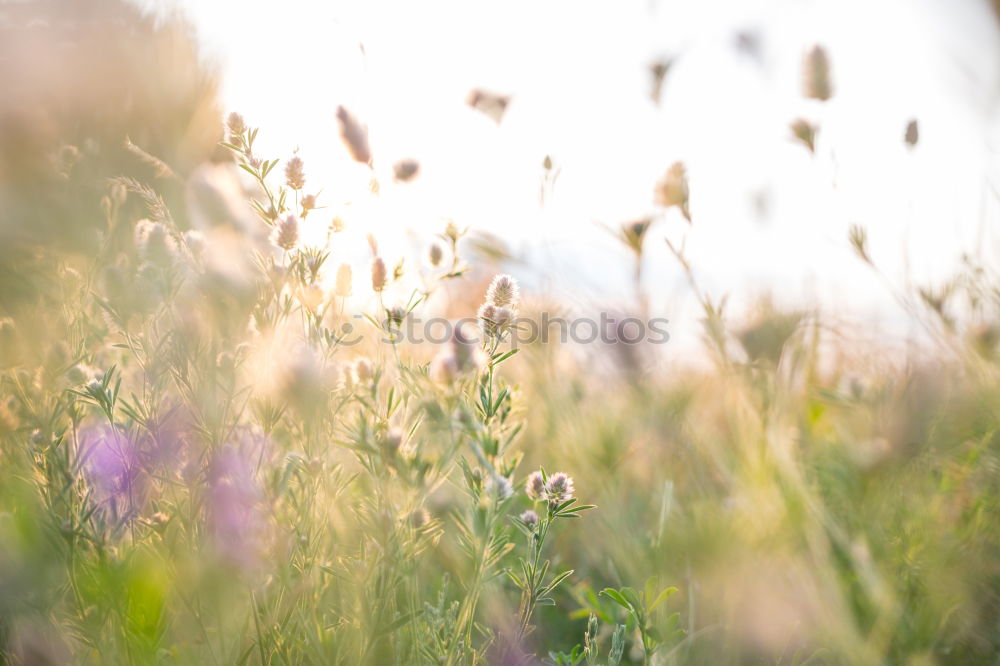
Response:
[541,569,574,596]
[599,588,632,612]
[493,348,519,364]
[375,610,421,636]
[620,587,641,613]
[648,586,678,613]
[504,568,524,589]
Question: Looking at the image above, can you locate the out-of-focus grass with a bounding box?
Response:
[2,2,1000,665]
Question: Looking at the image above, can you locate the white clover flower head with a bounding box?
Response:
[371,256,387,292]
[485,273,519,310]
[486,474,513,501]
[271,214,300,251]
[525,471,546,501]
[544,472,575,504]
[520,509,539,529]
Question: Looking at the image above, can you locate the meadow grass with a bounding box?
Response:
[0,107,998,666]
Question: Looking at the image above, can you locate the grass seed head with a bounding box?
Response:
[371,257,387,292]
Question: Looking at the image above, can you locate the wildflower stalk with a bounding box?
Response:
[512,501,555,644]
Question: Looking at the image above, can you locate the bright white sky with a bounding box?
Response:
[172,0,1000,355]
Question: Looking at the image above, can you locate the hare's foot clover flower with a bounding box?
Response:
[544,472,575,504]
[525,470,546,500]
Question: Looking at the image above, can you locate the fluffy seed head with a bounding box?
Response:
[386,305,407,329]
[301,193,317,211]
[408,508,430,528]
[654,162,690,221]
[284,156,306,190]
[354,358,373,383]
[520,509,539,529]
[790,118,817,153]
[486,475,514,501]
[382,428,403,453]
[904,119,919,148]
[479,303,514,339]
[486,274,519,309]
[428,243,444,267]
[226,112,245,136]
[134,219,174,265]
[271,214,299,251]
[478,303,497,332]
[451,322,480,372]
[544,472,575,504]
[802,44,833,101]
[335,263,352,297]
[298,283,325,312]
[371,257,387,292]
[525,471,546,500]
[183,230,206,261]
[393,158,420,182]
[336,106,372,164]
